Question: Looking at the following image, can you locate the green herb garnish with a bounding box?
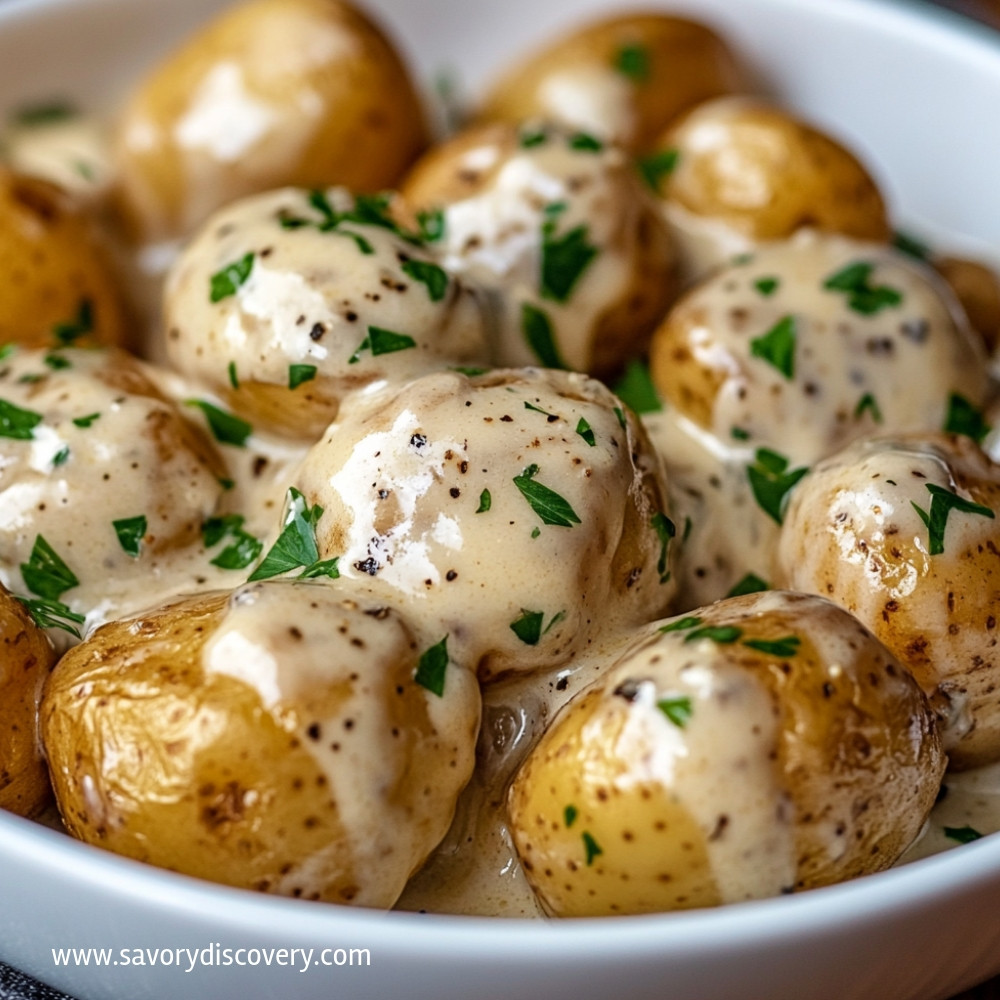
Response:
[582,831,603,866]
[637,148,678,192]
[754,277,780,297]
[513,464,582,528]
[52,446,69,467]
[568,132,603,152]
[747,448,809,525]
[823,261,903,315]
[725,573,770,598]
[750,315,797,379]
[186,400,252,447]
[944,825,983,844]
[348,326,417,364]
[657,696,693,728]
[209,252,255,303]
[944,392,990,444]
[16,596,84,637]
[476,489,492,513]
[0,398,43,440]
[613,43,650,81]
[402,259,449,302]
[911,483,995,556]
[52,299,93,346]
[614,406,627,431]
[576,417,596,447]
[289,364,317,390]
[541,218,598,303]
[564,805,578,828]
[659,616,703,634]
[43,354,71,371]
[855,392,883,424]
[892,231,931,261]
[228,361,239,389]
[112,515,146,558]
[519,126,548,148]
[415,635,449,696]
[248,488,333,580]
[71,412,100,429]
[684,624,743,644]
[11,101,78,126]
[521,303,568,369]
[731,427,751,441]
[416,207,446,243]
[651,512,676,584]
[202,514,263,570]
[20,535,78,600]
[743,635,800,658]
[612,359,662,415]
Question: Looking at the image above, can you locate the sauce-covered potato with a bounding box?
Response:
[0,169,128,349]
[164,187,489,439]
[0,348,225,629]
[650,232,987,466]
[113,0,429,243]
[508,591,944,916]
[400,122,677,380]
[777,432,1000,770]
[646,97,890,281]
[477,12,746,153]
[0,584,56,818]
[41,581,481,907]
[293,367,678,683]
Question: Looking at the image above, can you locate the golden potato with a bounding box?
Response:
[649,232,987,467]
[293,367,678,684]
[647,97,889,280]
[508,591,944,916]
[477,12,747,153]
[0,169,128,349]
[400,122,677,380]
[164,187,489,440]
[0,584,56,818]
[113,0,430,243]
[934,255,1000,354]
[41,581,481,906]
[777,432,1000,770]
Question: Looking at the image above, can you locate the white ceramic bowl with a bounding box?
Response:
[2,1,1000,998]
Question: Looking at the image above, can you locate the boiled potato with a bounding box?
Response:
[113,0,429,243]
[400,122,677,379]
[41,580,481,906]
[508,591,944,916]
[0,584,56,818]
[777,432,1000,770]
[477,12,747,153]
[0,168,128,349]
[164,187,489,440]
[0,348,226,630]
[649,231,987,467]
[646,97,890,281]
[934,255,1000,354]
[293,367,678,683]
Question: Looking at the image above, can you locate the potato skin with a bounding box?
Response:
[651,97,890,246]
[113,0,429,242]
[508,592,944,916]
[478,13,746,153]
[777,432,1000,770]
[0,169,127,349]
[41,582,480,907]
[0,585,56,818]
[934,255,1000,354]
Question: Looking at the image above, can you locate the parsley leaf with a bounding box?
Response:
[202,514,263,570]
[659,616,703,634]
[651,512,676,584]
[476,489,492,513]
[289,364,317,390]
[823,261,903,315]
[750,315,797,379]
[911,483,995,556]
[754,277,780,297]
[16,596,85,637]
[944,392,990,444]
[684,624,743,644]
[541,220,598,302]
[415,635,449,696]
[944,825,983,844]
[613,43,650,81]
[509,609,544,645]
[576,417,596,447]
[726,573,770,598]
[298,558,340,579]
[519,126,548,148]
[402,259,449,302]
[657,696,693,728]
[568,132,603,152]
[564,805,578,827]
[228,361,239,389]
[582,831,603,866]
[521,303,568,369]
[248,488,330,581]
[747,448,809,525]
[637,148,678,192]
[209,252,255,303]
[855,392,883,424]
[743,635,801,658]
[44,353,71,371]
[0,398,43,440]
[612,359,662,414]
[348,326,417,364]
[112,515,146,558]
[513,464,582,527]
[186,400,252,447]
[72,412,100,429]
[892,231,931,261]
[52,299,94,345]
[416,207,445,243]
[11,101,78,126]
[20,535,78,600]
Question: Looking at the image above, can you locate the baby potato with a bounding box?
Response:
[477,13,746,153]
[933,255,1000,355]
[400,122,677,379]
[0,168,128,349]
[293,367,678,683]
[649,231,987,467]
[646,97,890,281]
[508,591,944,916]
[113,0,429,243]
[0,584,56,818]
[0,348,226,629]
[165,187,489,440]
[41,580,481,907]
[777,432,1000,770]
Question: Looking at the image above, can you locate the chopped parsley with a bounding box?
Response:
[747,448,809,525]
[451,366,490,377]
[613,406,627,431]
[513,464,582,527]
[754,277,780,297]
[576,417,596,447]
[854,392,883,424]
[613,42,650,81]
[519,126,548,148]
[72,412,100,429]
[612,359,662,414]
[476,489,492,513]
[248,488,336,581]
[414,635,449,696]
[540,216,598,303]
[944,825,983,844]
[0,398,43,440]
[568,132,603,152]
[750,315,797,379]
[684,624,743,644]
[657,696,693,728]
[20,535,78,601]
[509,608,565,646]
[521,303,568,369]
[228,361,239,389]
[52,446,70,467]
[202,514,263,570]
[186,400,252,447]
[726,573,770,598]
[823,261,903,315]
[16,596,84,637]
[659,616,704,634]
[52,299,93,346]
[523,401,557,419]
[0,343,16,361]
[402,259,449,302]
[564,805,578,828]
[11,100,78,126]
[743,635,801,658]
[112,515,147,558]
[911,483,994,556]
[43,353,71,371]
[416,207,445,243]
[892,230,931,261]
[348,326,417,364]
[651,512,676,584]
[944,392,990,444]
[582,831,603,866]
[637,148,678,192]
[288,364,317,390]
[209,252,255,303]
[731,427,751,441]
